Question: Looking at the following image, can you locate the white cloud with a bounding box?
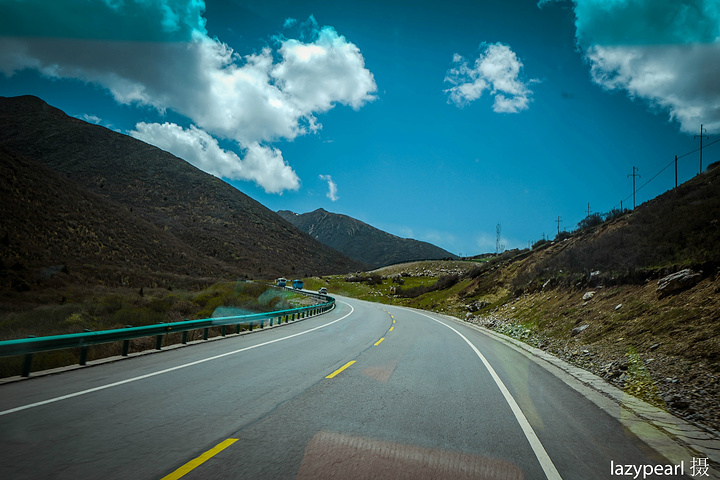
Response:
[444,43,536,113]
[419,230,457,250]
[80,114,101,124]
[0,1,376,191]
[587,44,720,134]
[273,26,377,114]
[130,122,299,194]
[319,174,339,201]
[543,0,720,134]
[474,233,497,253]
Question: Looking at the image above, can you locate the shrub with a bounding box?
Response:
[396,274,459,298]
[555,231,573,241]
[577,212,604,231]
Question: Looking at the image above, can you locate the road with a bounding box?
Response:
[0,295,692,479]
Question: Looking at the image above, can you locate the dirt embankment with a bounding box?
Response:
[463,269,720,435]
[373,256,720,435]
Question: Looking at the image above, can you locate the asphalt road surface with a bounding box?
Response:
[0,295,691,479]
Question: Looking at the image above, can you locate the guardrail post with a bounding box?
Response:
[122,340,130,356]
[79,346,88,365]
[260,320,264,329]
[181,331,188,344]
[237,323,243,333]
[203,328,209,340]
[155,335,163,350]
[21,353,33,377]
[221,326,226,337]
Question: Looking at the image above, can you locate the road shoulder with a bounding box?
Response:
[435,311,720,478]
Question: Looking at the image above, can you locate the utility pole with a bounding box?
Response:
[495,224,501,255]
[628,166,640,209]
[586,203,591,218]
[555,216,562,236]
[695,124,709,174]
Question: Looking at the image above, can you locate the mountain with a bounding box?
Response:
[277,208,457,268]
[0,95,366,290]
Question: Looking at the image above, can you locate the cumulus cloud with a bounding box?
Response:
[319,174,339,201]
[0,0,376,192]
[130,122,299,194]
[542,0,720,133]
[444,43,536,113]
[80,114,102,124]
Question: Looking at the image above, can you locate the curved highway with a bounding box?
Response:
[0,295,691,479]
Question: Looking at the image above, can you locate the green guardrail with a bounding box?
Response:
[0,294,335,377]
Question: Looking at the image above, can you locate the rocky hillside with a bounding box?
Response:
[278,208,456,268]
[350,162,720,433]
[0,95,365,291]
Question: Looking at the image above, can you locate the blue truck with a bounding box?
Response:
[292,279,304,289]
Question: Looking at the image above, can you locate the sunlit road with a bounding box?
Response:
[0,295,689,479]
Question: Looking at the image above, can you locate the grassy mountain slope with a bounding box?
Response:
[0,95,365,286]
[0,147,230,292]
[278,208,457,268]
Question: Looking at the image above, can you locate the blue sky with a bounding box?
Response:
[1,0,719,256]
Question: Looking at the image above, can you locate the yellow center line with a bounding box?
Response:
[392,320,395,323]
[161,438,238,480]
[326,360,356,379]
[374,337,385,346]
[389,326,394,332]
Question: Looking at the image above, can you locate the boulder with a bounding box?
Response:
[571,324,589,336]
[582,291,595,301]
[656,269,701,297]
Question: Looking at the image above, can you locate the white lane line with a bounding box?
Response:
[414,310,563,480]
[0,303,355,417]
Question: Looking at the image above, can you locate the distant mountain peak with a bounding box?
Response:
[277,209,457,268]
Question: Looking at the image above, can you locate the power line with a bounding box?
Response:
[547,135,719,244]
[608,136,720,213]
[627,166,640,210]
[695,124,709,174]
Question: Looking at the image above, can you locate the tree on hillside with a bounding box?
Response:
[577,212,604,231]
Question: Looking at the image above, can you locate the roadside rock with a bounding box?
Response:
[466,300,490,312]
[571,324,589,336]
[582,291,595,301]
[664,394,690,410]
[657,269,701,297]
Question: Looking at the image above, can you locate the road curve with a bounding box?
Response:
[0,295,692,479]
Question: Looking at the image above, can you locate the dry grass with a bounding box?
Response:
[0,281,308,377]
